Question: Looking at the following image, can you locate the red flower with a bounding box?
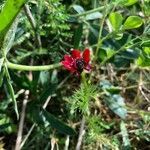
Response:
[61,49,91,75]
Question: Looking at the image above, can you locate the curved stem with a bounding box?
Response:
[6,61,62,71]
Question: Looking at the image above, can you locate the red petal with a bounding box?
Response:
[83,49,90,63]
[64,55,74,64]
[61,61,76,72]
[71,50,81,59]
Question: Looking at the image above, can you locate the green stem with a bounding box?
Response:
[99,39,149,67]
[94,11,109,60]
[95,29,123,60]
[71,3,114,17]
[81,72,87,87]
[6,61,62,71]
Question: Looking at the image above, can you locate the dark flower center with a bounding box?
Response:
[76,59,85,72]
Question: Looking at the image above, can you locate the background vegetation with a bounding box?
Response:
[0,0,150,149]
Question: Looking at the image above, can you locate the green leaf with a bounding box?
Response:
[50,70,58,84]
[86,12,102,20]
[105,94,127,119]
[0,67,5,87]
[0,123,11,132]
[6,79,19,119]
[137,47,150,67]
[106,48,115,59]
[39,71,50,85]
[38,84,57,104]
[0,0,27,46]
[100,80,122,94]
[114,33,123,40]
[122,0,138,6]
[120,121,131,149]
[29,89,76,135]
[28,106,44,126]
[72,5,84,13]
[5,66,19,119]
[100,80,127,119]
[42,109,76,136]
[109,12,123,31]
[143,47,150,55]
[123,16,143,30]
[0,116,16,133]
[73,24,83,49]
[141,39,150,47]
[0,58,4,73]
[2,17,19,55]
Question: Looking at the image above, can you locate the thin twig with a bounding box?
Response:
[20,96,51,148]
[24,5,36,29]
[139,86,150,102]
[24,4,42,48]
[15,90,29,150]
[75,116,86,150]
[138,72,150,102]
[20,124,35,149]
[64,136,70,150]
[51,137,55,150]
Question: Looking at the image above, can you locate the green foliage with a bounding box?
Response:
[85,114,116,149]
[70,83,97,115]
[1,17,19,56]
[105,94,127,119]
[72,4,85,13]
[0,58,4,73]
[109,12,123,31]
[40,0,70,36]
[37,0,71,57]
[121,0,138,6]
[0,0,26,46]
[42,109,76,135]
[85,12,102,20]
[5,76,19,119]
[123,16,143,30]
[0,116,16,133]
[29,106,76,135]
[0,0,150,149]
[100,80,127,119]
[73,23,83,48]
[137,47,150,67]
[120,121,131,149]
[86,115,114,137]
